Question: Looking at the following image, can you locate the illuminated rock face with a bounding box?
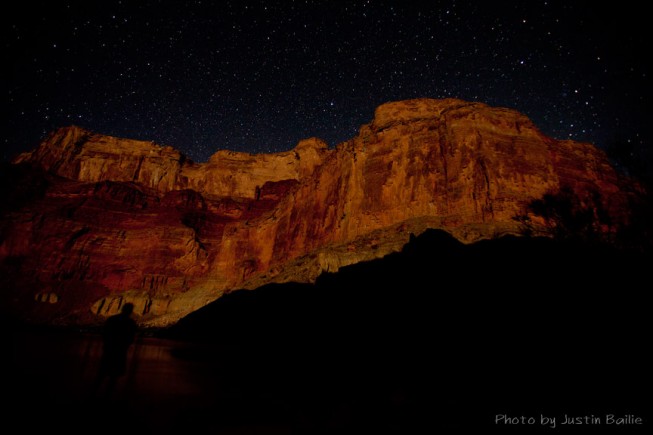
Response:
[0,99,635,327]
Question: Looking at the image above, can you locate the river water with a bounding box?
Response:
[9,319,648,434]
[9,328,467,434]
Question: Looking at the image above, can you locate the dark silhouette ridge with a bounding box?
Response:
[165,229,649,430]
[169,229,649,340]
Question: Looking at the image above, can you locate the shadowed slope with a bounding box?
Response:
[166,230,649,430]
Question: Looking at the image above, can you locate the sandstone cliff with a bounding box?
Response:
[0,98,638,327]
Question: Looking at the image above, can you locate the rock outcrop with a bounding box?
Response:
[0,98,639,327]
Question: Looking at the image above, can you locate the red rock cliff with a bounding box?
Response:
[0,98,636,326]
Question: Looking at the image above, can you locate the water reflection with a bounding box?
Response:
[9,328,456,434]
[9,330,253,434]
[9,324,645,434]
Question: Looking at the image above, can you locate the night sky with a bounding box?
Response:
[4,0,651,172]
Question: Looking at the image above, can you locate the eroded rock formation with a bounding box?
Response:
[0,98,638,327]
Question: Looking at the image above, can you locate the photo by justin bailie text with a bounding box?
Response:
[495,414,644,429]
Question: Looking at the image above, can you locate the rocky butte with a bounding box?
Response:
[0,98,641,327]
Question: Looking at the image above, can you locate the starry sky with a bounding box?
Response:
[3,0,651,173]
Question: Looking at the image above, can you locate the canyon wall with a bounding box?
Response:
[0,99,635,326]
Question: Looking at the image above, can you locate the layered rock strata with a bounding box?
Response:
[0,98,635,326]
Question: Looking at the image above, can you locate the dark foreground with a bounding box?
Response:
[10,328,473,434]
[8,323,649,434]
[7,232,651,433]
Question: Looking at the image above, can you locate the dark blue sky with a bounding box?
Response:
[4,0,651,173]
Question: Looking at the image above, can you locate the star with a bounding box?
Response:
[2,0,650,176]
